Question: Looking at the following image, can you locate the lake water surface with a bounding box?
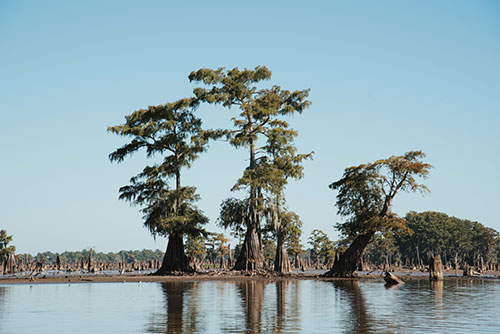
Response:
[1,278,499,333]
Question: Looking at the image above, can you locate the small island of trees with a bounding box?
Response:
[2,66,499,279]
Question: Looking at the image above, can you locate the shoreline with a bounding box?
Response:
[1,270,499,285]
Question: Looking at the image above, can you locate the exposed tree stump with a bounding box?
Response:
[429,255,444,281]
[56,254,61,271]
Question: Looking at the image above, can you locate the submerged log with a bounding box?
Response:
[384,272,404,285]
[429,255,444,281]
[463,265,479,277]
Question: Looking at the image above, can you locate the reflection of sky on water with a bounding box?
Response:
[1,279,500,333]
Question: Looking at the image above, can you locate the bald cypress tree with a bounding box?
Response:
[190,66,310,270]
[0,230,16,267]
[263,127,312,273]
[325,151,432,277]
[109,98,209,274]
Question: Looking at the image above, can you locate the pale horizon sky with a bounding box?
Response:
[1,1,499,254]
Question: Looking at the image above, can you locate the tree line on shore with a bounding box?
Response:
[2,209,499,275]
[2,66,498,278]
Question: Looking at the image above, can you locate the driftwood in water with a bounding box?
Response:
[463,265,480,277]
[384,272,404,285]
[429,255,444,281]
[463,265,472,277]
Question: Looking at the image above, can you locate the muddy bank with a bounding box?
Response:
[1,269,499,285]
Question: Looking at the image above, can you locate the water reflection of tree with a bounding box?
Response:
[430,280,443,312]
[236,280,266,333]
[333,281,372,334]
[147,282,196,334]
[274,280,302,334]
[275,280,288,333]
[0,287,7,322]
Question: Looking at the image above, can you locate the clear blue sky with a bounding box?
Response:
[1,1,499,254]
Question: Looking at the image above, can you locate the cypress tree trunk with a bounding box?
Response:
[238,281,265,332]
[324,231,374,277]
[228,244,232,267]
[232,135,265,271]
[155,234,191,275]
[220,248,226,269]
[233,223,265,271]
[274,233,291,274]
[56,254,61,271]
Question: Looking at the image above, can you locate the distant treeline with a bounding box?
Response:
[362,211,500,269]
[4,211,499,274]
[17,249,165,266]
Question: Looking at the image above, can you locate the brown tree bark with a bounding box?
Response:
[233,223,265,271]
[237,281,265,333]
[233,135,266,271]
[228,244,233,267]
[429,254,444,281]
[324,231,375,277]
[274,233,291,274]
[155,234,191,275]
[56,254,61,271]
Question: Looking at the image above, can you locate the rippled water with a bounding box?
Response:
[1,279,499,333]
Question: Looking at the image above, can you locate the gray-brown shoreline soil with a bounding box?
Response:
[1,270,498,285]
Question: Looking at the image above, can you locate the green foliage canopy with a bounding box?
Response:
[189,66,310,213]
[397,211,500,264]
[108,98,209,239]
[331,151,432,238]
[0,230,15,263]
[308,229,335,264]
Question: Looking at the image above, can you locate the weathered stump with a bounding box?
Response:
[88,249,94,272]
[429,255,444,281]
[3,253,17,274]
[384,272,404,285]
[56,254,61,271]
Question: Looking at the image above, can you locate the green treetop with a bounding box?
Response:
[0,230,16,263]
[189,66,310,271]
[109,98,209,273]
[325,151,432,277]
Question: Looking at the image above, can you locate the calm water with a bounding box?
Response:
[1,279,499,333]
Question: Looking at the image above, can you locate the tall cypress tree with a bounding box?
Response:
[109,98,209,274]
[325,151,431,277]
[262,127,312,273]
[189,66,310,270]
